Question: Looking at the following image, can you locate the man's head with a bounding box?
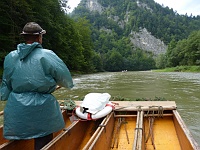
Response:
[21,22,46,44]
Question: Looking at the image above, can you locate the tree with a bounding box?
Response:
[0,0,34,65]
[91,53,104,72]
[186,30,200,65]
[74,18,95,72]
[156,54,167,69]
[166,39,177,67]
[166,30,200,67]
[104,50,124,71]
[0,0,96,73]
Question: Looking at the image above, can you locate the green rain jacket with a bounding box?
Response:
[0,42,74,140]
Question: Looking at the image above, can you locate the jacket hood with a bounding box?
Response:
[17,42,42,60]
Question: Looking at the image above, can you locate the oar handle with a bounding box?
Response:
[0,111,4,116]
[55,85,61,90]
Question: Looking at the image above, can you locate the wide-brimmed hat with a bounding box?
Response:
[20,22,46,35]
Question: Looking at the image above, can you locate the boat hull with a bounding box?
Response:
[0,101,199,150]
[0,110,72,150]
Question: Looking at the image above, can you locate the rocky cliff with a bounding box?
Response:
[84,0,167,55]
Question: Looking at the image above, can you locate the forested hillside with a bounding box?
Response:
[74,0,200,43]
[0,0,95,73]
[0,0,200,75]
[72,0,200,69]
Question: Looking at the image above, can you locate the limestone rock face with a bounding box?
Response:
[85,0,104,14]
[84,0,167,55]
[130,28,167,55]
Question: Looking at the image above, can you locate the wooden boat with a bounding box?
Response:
[0,110,73,150]
[0,101,199,150]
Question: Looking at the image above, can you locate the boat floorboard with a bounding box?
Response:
[111,117,136,150]
[144,116,181,150]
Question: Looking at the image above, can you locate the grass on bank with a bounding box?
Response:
[153,66,200,73]
[111,95,167,101]
[60,95,168,102]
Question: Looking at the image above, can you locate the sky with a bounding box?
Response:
[154,0,200,16]
[67,0,81,13]
[67,0,200,16]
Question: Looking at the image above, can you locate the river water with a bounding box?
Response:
[0,71,200,145]
[53,71,200,145]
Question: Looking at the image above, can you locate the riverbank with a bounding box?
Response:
[153,66,200,73]
[0,67,98,79]
[1,66,200,79]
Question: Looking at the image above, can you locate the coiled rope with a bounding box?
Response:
[60,99,76,110]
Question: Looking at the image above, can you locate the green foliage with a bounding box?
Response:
[91,53,104,72]
[155,54,167,69]
[0,0,34,65]
[1,0,200,74]
[111,95,132,101]
[154,66,200,72]
[0,0,96,73]
[72,0,200,72]
[135,97,167,101]
[72,18,95,72]
[127,49,156,71]
[111,95,167,101]
[166,30,200,67]
[104,50,124,71]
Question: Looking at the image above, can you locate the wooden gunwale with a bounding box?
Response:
[82,113,111,149]
[41,117,105,150]
[88,113,114,149]
[85,112,116,150]
[0,110,71,150]
[0,125,9,145]
[0,111,9,145]
[173,110,199,150]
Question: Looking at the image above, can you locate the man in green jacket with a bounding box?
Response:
[0,22,74,149]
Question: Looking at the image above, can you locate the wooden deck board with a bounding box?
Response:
[75,101,177,111]
[111,117,136,150]
[144,116,181,150]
